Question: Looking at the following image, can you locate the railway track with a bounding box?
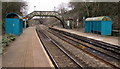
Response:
[48,27,120,68]
[36,28,84,68]
[49,28,120,55]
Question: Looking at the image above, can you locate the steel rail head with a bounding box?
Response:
[40,29,83,68]
[36,29,60,69]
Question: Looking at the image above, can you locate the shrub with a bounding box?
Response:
[0,34,16,55]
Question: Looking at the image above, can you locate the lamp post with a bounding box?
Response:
[34,6,36,11]
[23,5,28,29]
[54,7,56,11]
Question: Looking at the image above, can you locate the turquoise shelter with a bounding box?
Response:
[5,13,23,35]
[84,16,112,35]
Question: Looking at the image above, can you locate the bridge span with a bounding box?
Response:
[26,11,65,28]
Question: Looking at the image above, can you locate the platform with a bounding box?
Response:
[52,26,119,46]
[2,27,53,67]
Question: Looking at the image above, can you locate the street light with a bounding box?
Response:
[54,7,56,11]
[22,5,28,29]
[34,6,36,11]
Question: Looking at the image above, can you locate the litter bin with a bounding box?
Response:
[5,13,23,35]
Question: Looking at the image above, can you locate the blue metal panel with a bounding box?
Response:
[20,19,23,34]
[84,21,87,32]
[101,21,112,35]
[92,21,95,32]
[5,18,23,35]
[5,19,13,34]
[84,21,93,33]
[89,21,92,33]
[97,21,101,32]
[84,20,112,35]
[96,21,98,31]
[12,19,20,35]
[84,21,89,32]
[92,21,101,32]
[84,16,112,35]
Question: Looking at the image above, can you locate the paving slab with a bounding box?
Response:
[2,27,53,67]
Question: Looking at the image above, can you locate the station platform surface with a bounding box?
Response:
[2,27,53,67]
[52,26,119,46]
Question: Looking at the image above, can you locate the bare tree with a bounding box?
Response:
[57,2,69,14]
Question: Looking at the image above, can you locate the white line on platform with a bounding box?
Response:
[88,37,93,38]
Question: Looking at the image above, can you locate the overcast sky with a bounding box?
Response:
[24,0,70,14]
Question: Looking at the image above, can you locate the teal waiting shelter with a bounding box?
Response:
[5,13,23,36]
[84,16,112,35]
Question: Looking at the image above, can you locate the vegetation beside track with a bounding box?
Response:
[0,34,16,55]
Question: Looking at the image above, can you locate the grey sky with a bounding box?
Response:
[1,0,120,14]
[25,0,70,14]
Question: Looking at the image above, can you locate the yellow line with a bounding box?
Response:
[35,29,54,67]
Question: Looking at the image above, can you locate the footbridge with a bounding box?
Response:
[26,11,65,28]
